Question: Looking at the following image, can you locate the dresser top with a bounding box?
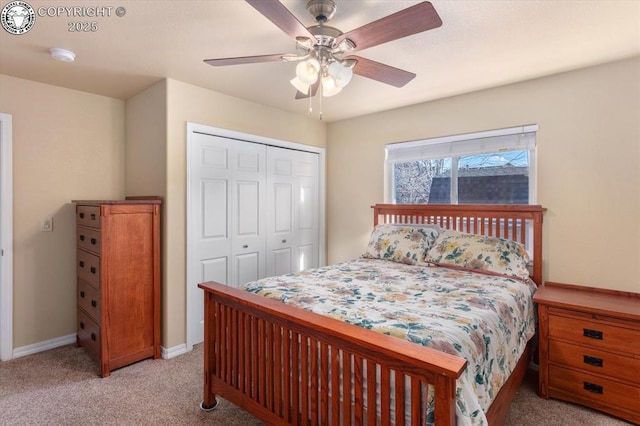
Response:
[73,198,161,205]
[534,282,640,321]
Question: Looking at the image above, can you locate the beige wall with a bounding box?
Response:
[4,56,638,352]
[162,78,326,348]
[327,57,640,293]
[0,75,125,348]
[125,80,167,198]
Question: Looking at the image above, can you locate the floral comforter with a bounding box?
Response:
[241,258,538,425]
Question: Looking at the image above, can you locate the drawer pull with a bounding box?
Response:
[583,328,603,340]
[90,267,96,274]
[80,291,85,298]
[80,321,85,330]
[583,381,603,394]
[79,261,85,268]
[242,244,248,249]
[80,235,85,241]
[90,238,97,245]
[91,333,96,342]
[91,300,97,308]
[90,213,96,220]
[583,355,603,367]
[282,239,287,243]
[79,213,85,219]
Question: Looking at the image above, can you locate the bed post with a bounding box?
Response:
[200,291,219,411]
[531,210,544,286]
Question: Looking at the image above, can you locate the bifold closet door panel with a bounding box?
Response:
[190,133,267,288]
[266,147,319,277]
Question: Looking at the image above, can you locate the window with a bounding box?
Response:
[386,125,537,204]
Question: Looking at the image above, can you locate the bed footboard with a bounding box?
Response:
[199,281,467,425]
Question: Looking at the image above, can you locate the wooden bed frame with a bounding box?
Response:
[199,204,544,425]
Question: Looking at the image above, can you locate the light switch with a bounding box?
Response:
[41,217,53,232]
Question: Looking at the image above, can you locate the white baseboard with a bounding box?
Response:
[10,334,191,361]
[161,343,188,359]
[12,333,77,359]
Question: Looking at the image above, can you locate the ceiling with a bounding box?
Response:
[1,0,639,122]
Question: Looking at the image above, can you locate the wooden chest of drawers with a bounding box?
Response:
[534,282,640,424]
[73,199,161,377]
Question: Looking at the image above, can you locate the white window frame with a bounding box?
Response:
[384,125,538,204]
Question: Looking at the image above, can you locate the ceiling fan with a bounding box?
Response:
[204,0,442,102]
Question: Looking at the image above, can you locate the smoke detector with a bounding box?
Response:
[50,48,76,62]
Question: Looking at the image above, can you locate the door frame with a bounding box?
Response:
[185,122,326,351]
[0,113,14,361]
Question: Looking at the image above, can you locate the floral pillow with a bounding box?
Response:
[362,224,441,265]
[425,229,530,280]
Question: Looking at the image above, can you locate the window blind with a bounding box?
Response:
[385,124,538,163]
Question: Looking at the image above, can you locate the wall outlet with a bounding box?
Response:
[41,217,53,232]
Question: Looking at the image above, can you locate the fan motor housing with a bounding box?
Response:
[306,0,337,23]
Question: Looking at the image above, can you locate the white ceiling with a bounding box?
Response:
[1,0,639,122]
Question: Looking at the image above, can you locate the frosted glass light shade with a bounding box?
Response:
[296,59,320,85]
[290,77,310,94]
[321,76,342,97]
[328,61,353,88]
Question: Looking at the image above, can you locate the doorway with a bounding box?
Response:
[0,113,14,361]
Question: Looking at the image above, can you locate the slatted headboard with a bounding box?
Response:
[372,204,545,286]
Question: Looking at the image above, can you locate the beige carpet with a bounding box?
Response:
[0,344,632,425]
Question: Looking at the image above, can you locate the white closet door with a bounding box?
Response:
[293,149,319,271]
[230,142,266,287]
[188,128,321,347]
[266,147,319,277]
[189,133,266,342]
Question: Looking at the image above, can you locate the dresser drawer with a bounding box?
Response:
[77,309,101,362]
[77,205,101,228]
[548,310,640,356]
[77,250,100,288]
[77,226,101,254]
[549,364,640,415]
[77,280,101,323]
[549,340,640,385]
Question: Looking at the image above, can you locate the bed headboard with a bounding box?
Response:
[372,204,545,286]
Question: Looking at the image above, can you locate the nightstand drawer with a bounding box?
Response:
[77,205,101,228]
[548,311,640,356]
[77,226,101,254]
[549,340,640,385]
[77,280,101,323]
[549,365,640,415]
[77,250,100,288]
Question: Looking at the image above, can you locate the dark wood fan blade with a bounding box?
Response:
[295,80,320,99]
[246,0,317,43]
[345,55,416,87]
[204,54,288,66]
[336,2,442,53]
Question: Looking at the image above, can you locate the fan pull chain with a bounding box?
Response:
[319,82,323,120]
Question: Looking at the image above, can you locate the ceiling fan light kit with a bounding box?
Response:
[204,0,442,118]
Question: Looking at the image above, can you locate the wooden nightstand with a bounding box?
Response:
[534,282,640,424]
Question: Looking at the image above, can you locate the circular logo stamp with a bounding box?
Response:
[1,1,36,35]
